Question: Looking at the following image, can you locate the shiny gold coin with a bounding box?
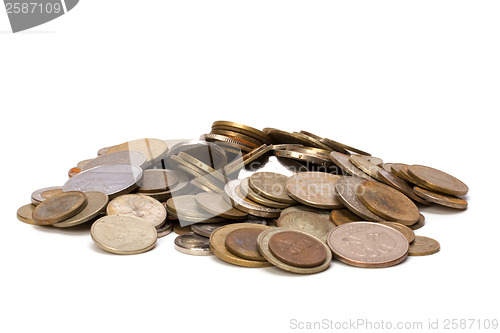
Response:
[32,191,88,225]
[329,209,362,226]
[379,222,415,244]
[408,236,440,256]
[240,178,293,209]
[53,192,109,228]
[414,186,467,210]
[248,172,296,204]
[408,165,469,196]
[285,172,343,209]
[195,192,248,219]
[275,147,333,167]
[409,213,426,230]
[277,211,335,243]
[106,194,166,227]
[334,177,384,222]
[17,204,37,225]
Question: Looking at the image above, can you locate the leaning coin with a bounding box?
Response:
[91,215,157,255]
[377,169,430,205]
[136,169,179,193]
[173,222,192,235]
[53,192,109,228]
[212,121,273,144]
[329,209,362,226]
[174,232,212,256]
[280,205,330,218]
[378,222,415,244]
[326,222,409,268]
[106,194,166,227]
[192,222,231,238]
[285,172,343,209]
[391,163,420,184]
[17,204,37,225]
[413,186,467,210]
[31,186,63,206]
[225,228,268,261]
[408,236,440,256]
[32,191,88,225]
[240,178,293,209]
[350,154,385,181]
[329,152,373,180]
[277,211,335,243]
[248,172,296,204]
[106,138,168,166]
[408,165,469,197]
[195,192,248,220]
[334,176,384,222]
[224,179,282,218]
[81,150,147,171]
[409,214,426,230]
[262,128,305,144]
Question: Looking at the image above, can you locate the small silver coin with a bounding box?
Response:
[174,232,212,256]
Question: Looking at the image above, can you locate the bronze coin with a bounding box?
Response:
[268,230,327,268]
[32,191,88,225]
[379,222,415,244]
[408,165,469,196]
[357,181,420,225]
[173,222,192,235]
[377,169,430,205]
[329,209,362,226]
[40,188,63,199]
[409,213,426,230]
[408,236,440,256]
[329,152,373,180]
[413,186,468,210]
[225,228,267,261]
[349,155,385,181]
[391,163,419,184]
[334,177,384,222]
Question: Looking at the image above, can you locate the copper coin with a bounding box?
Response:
[409,213,426,230]
[379,222,415,244]
[334,177,384,222]
[377,169,430,205]
[68,167,81,178]
[225,228,267,261]
[350,155,385,181]
[285,172,343,209]
[32,191,88,225]
[326,221,409,268]
[357,181,420,225]
[17,203,36,225]
[408,236,440,256]
[408,165,469,196]
[391,163,420,184]
[268,230,327,268]
[329,152,373,180]
[413,186,468,209]
[277,211,335,243]
[248,172,296,204]
[329,209,362,226]
[173,222,192,235]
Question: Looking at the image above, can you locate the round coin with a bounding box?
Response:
[334,176,384,222]
[413,186,468,210]
[409,214,426,230]
[173,222,192,235]
[408,165,469,196]
[329,152,373,180]
[329,209,362,226]
[378,222,415,244]
[280,205,330,217]
[391,163,420,185]
[167,195,224,222]
[277,211,335,243]
[17,203,37,225]
[106,138,168,166]
[349,154,385,181]
[31,186,63,206]
[225,228,267,261]
[224,179,282,218]
[262,128,305,145]
[285,172,343,209]
[212,121,273,144]
[136,169,179,193]
[53,192,109,228]
[377,169,430,205]
[240,178,293,209]
[155,221,173,238]
[32,191,88,225]
[81,151,147,171]
[106,194,166,227]
[248,172,296,204]
[268,230,327,268]
[408,236,440,256]
[195,192,248,219]
[174,232,212,256]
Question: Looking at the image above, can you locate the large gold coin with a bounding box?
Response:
[53,192,109,228]
[248,172,296,204]
[408,236,440,256]
[32,191,88,225]
[413,186,468,210]
[408,165,469,196]
[285,172,343,209]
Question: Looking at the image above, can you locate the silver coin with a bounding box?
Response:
[334,176,384,222]
[174,232,212,256]
[81,151,147,171]
[31,186,63,205]
[223,179,282,218]
[63,164,143,199]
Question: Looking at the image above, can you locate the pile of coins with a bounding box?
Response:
[17,121,469,274]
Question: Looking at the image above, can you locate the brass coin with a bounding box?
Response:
[177,151,226,184]
[357,181,420,225]
[195,192,248,219]
[329,209,362,226]
[280,205,330,217]
[413,186,467,210]
[268,230,327,268]
[224,179,282,218]
[174,232,212,256]
[248,172,296,204]
[156,221,173,238]
[209,223,273,268]
[381,163,394,173]
[240,178,293,209]
[53,192,109,228]
[212,121,273,144]
[225,228,267,261]
[81,150,147,171]
[391,163,420,184]
[275,147,333,167]
[294,131,334,151]
[349,154,385,181]
[106,194,166,227]
[285,172,343,209]
[200,134,253,153]
[329,152,373,180]
[31,186,63,206]
[334,176,384,222]
[408,236,440,256]
[91,215,157,255]
[17,204,37,225]
[192,216,268,237]
[323,138,370,156]
[377,169,430,205]
[106,138,168,166]
[173,222,192,235]
[408,165,469,196]
[327,222,409,268]
[136,169,179,193]
[210,128,261,148]
[262,128,306,145]
[379,222,415,244]
[223,144,272,175]
[277,211,335,243]
[409,213,426,230]
[32,191,88,225]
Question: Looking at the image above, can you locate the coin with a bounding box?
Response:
[68,167,81,178]
[377,169,430,205]
[191,222,230,237]
[409,213,426,230]
[200,133,253,153]
[223,179,282,218]
[280,205,330,217]
[285,172,343,209]
[408,236,440,256]
[334,176,384,222]
[294,131,334,151]
[413,186,467,209]
[106,138,168,166]
[378,222,415,244]
[136,169,179,193]
[381,163,394,173]
[225,228,267,261]
[357,181,420,225]
[277,211,335,243]
[248,172,296,204]
[323,138,370,156]
[106,194,166,227]
[327,221,409,268]
[81,151,147,171]
[329,209,362,226]
[391,163,419,184]
[240,178,293,209]
[210,128,261,148]
[17,203,37,225]
[262,128,305,144]
[329,152,373,180]
[156,221,173,238]
[195,192,248,219]
[31,186,63,206]
[167,195,225,223]
[275,147,333,167]
[32,191,88,225]
[90,215,157,255]
[210,223,273,268]
[212,121,273,144]
[268,230,327,268]
[223,144,272,175]
[174,232,212,256]
[53,192,109,228]
[257,228,332,274]
[408,165,469,196]
[177,151,226,184]
[63,164,143,199]
[173,222,192,235]
[349,154,385,181]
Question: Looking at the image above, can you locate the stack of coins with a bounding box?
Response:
[16,120,469,274]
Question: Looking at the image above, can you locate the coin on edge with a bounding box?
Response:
[285,172,343,209]
[106,194,166,227]
[409,214,426,230]
[174,232,212,256]
[413,186,468,210]
[408,236,440,256]
[53,192,109,228]
[334,176,384,222]
[32,191,88,225]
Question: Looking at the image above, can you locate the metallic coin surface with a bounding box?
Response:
[155,221,173,238]
[224,179,282,218]
[379,222,415,244]
[350,154,384,181]
[277,211,335,243]
[408,236,440,256]
[178,151,226,184]
[31,186,63,205]
[377,169,430,205]
[225,228,267,261]
[409,214,426,230]
[326,222,409,268]
[173,222,192,235]
[268,230,327,268]
[262,128,306,144]
[68,167,81,178]
[275,147,333,167]
[212,121,273,144]
[240,178,293,209]
[408,165,469,196]
[280,205,330,217]
[106,138,168,165]
[223,144,272,175]
[248,172,295,204]
[329,152,372,180]
[200,133,253,153]
[195,192,248,219]
[136,169,179,193]
[210,128,261,148]
[285,172,343,209]
[167,195,224,222]
[91,215,157,255]
[413,186,467,209]
[174,232,212,256]
[107,194,166,227]
[329,209,362,226]
[165,140,228,170]
[358,181,420,225]
[191,222,230,237]
[17,203,37,225]
[391,163,419,184]
[294,131,334,151]
[82,151,147,171]
[257,228,332,274]
[53,192,109,228]
[32,191,88,225]
[63,164,143,199]
[381,163,394,173]
[210,223,273,267]
[334,177,384,222]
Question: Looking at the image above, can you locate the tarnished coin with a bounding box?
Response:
[225,228,267,261]
[63,164,143,199]
[106,138,168,166]
[107,194,166,227]
[195,192,248,219]
[136,169,179,193]
[275,147,333,167]
[413,186,468,210]
[268,230,327,268]
[262,128,306,145]
[81,151,147,171]
[177,151,226,184]
[329,152,373,180]
[156,221,173,238]
[358,181,420,225]
[329,209,362,226]
[223,144,272,175]
[174,232,212,256]
[280,205,330,217]
[167,195,225,223]
[350,154,384,181]
[334,177,384,222]
[31,186,63,206]
[381,163,394,173]
[240,178,293,209]
[408,236,440,256]
[248,172,295,204]
[53,192,109,228]
[377,169,430,205]
[285,172,343,209]
[277,211,335,243]
[326,221,409,268]
[91,215,157,255]
[408,165,469,196]
[173,222,192,235]
[257,228,332,274]
[391,163,419,184]
[17,204,36,225]
[212,121,273,144]
[409,213,426,230]
[32,191,88,225]
[379,222,415,244]
[223,179,282,218]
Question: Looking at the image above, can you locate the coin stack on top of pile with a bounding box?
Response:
[17,121,468,273]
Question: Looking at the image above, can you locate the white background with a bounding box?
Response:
[1,1,499,332]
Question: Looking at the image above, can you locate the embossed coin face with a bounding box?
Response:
[195,192,248,219]
[268,230,327,268]
[136,169,179,193]
[174,232,212,256]
[277,211,335,243]
[31,186,63,205]
[32,191,88,225]
[358,181,420,225]
[327,222,409,268]
[53,192,109,228]
[408,236,440,256]
[413,186,468,209]
[82,151,147,171]
[248,172,295,204]
[91,215,157,255]
[286,172,343,209]
[408,165,469,196]
[225,228,267,261]
[334,177,384,222]
[107,194,166,227]
[329,209,362,226]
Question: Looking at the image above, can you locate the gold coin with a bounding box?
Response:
[293,131,334,151]
[329,152,373,180]
[334,176,384,222]
[413,186,467,210]
[223,144,272,175]
[277,211,335,243]
[32,191,88,225]
[391,163,419,184]
[409,213,426,230]
[212,121,273,144]
[248,172,296,204]
[53,192,109,228]
[195,192,248,219]
[240,178,293,209]
[285,172,343,209]
[275,147,333,167]
[408,236,440,256]
[210,128,261,148]
[106,194,166,227]
[408,165,469,196]
[17,204,37,225]
[349,154,385,181]
[379,222,415,244]
[329,209,362,226]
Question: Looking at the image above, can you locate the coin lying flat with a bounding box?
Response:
[17,204,37,225]
[195,192,248,219]
[408,236,440,256]
[91,215,157,255]
[268,230,327,268]
[32,191,88,225]
[277,211,335,243]
[174,232,212,256]
[31,186,63,206]
[413,186,468,210]
[379,222,415,244]
[280,205,330,218]
[173,222,192,235]
[408,165,469,196]
[248,172,295,204]
[285,172,343,209]
[326,222,409,268]
[240,178,292,209]
[81,151,147,171]
[156,221,173,238]
[377,169,430,205]
[334,176,384,222]
[329,209,362,226]
[106,194,166,227]
[136,169,178,193]
[224,179,282,218]
[329,152,372,180]
[225,228,267,261]
[53,192,109,228]
[357,181,420,225]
